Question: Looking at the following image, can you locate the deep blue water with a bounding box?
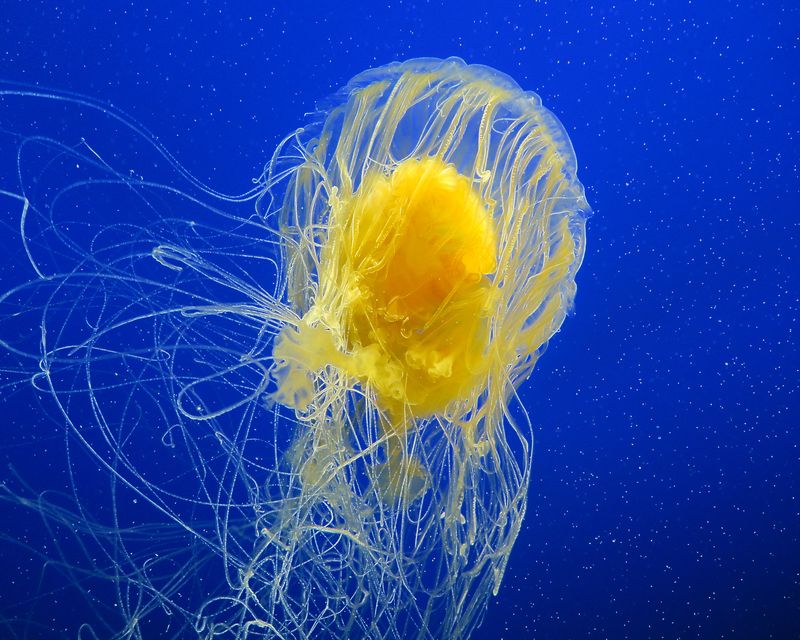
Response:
[0,1,797,639]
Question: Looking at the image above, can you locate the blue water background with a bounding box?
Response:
[0,1,797,638]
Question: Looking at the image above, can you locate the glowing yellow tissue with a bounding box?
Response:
[273,156,497,420]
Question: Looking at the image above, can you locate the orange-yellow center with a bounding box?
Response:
[338,157,496,415]
[273,157,497,422]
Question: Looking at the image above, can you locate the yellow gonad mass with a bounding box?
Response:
[274,156,497,422]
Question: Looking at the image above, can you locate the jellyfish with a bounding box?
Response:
[0,57,588,639]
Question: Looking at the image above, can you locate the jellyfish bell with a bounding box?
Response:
[0,57,588,639]
[271,59,586,471]
[273,59,587,421]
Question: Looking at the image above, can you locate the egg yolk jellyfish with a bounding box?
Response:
[0,58,588,639]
